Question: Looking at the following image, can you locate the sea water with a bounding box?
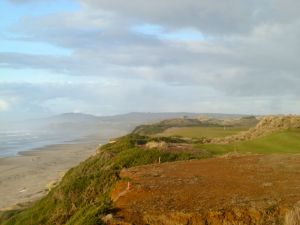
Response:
[0,129,83,158]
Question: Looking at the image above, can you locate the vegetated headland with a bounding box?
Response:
[2,114,300,225]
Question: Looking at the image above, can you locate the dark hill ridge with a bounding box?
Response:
[48,112,99,122]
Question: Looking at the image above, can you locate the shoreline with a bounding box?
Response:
[0,133,103,159]
[0,136,105,211]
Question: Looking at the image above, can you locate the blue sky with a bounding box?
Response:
[0,0,76,56]
[1,0,300,121]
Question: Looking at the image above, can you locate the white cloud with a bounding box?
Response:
[0,99,9,111]
[1,0,300,117]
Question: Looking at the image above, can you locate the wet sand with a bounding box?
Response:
[0,138,102,210]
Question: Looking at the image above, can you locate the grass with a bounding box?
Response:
[3,125,300,224]
[160,126,248,139]
[132,118,204,135]
[285,204,300,225]
[200,129,300,155]
[0,134,203,225]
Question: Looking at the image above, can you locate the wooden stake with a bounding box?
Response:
[127,181,131,190]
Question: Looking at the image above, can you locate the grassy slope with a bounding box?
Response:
[200,129,300,155]
[0,134,202,225]
[160,126,248,138]
[2,122,300,224]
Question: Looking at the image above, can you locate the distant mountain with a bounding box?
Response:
[98,112,247,123]
[39,112,249,135]
[2,112,251,143]
[48,113,99,123]
[98,112,201,123]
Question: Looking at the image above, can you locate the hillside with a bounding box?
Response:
[2,115,300,224]
[134,115,259,137]
[110,155,300,225]
[203,129,300,155]
[0,134,205,225]
[211,115,300,144]
[132,118,204,135]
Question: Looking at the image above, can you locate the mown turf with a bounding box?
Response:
[160,126,248,138]
[200,129,300,155]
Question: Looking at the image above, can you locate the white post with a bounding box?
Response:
[158,157,161,164]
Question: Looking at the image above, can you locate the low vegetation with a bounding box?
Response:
[2,116,300,224]
[285,203,300,225]
[201,129,300,155]
[132,118,209,135]
[0,134,203,225]
[160,126,248,139]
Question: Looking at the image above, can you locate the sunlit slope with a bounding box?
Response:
[201,129,300,154]
[0,134,203,225]
[160,126,248,138]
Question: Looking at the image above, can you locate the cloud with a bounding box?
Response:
[0,99,9,111]
[1,0,300,116]
[1,81,299,122]
[80,0,300,35]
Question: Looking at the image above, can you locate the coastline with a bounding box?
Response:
[0,136,105,211]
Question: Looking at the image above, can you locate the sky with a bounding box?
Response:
[1,0,300,121]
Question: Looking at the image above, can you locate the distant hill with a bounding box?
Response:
[27,112,247,135]
[48,112,99,123]
[132,115,258,136]
[98,112,200,123]
[133,118,205,135]
[2,112,252,145]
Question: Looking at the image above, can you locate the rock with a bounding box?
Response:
[102,214,113,223]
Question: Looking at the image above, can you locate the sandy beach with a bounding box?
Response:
[0,138,102,210]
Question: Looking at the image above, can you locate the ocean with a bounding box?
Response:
[0,129,85,158]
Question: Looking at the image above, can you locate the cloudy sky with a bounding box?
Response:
[1,0,300,121]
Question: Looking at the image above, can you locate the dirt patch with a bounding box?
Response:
[108,154,300,224]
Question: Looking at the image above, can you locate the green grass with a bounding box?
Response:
[200,129,300,155]
[3,128,300,224]
[160,126,248,139]
[0,134,203,225]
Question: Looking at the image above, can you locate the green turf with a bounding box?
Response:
[200,129,300,155]
[160,126,248,138]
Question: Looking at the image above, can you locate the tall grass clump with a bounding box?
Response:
[285,203,300,225]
